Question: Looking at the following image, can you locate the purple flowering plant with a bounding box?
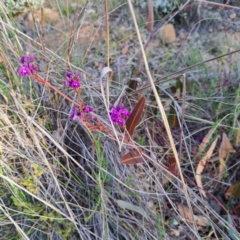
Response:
[65,71,81,89]
[110,103,131,126]
[70,105,93,123]
[17,54,133,132]
[18,55,38,77]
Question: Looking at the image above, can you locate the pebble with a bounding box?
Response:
[179,30,187,40]
[208,26,213,33]
[216,23,224,31]
[229,11,236,20]
[26,8,59,24]
[159,23,176,44]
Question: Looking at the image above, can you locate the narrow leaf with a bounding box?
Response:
[168,102,179,128]
[218,133,235,181]
[167,156,178,176]
[198,128,215,153]
[121,149,145,165]
[146,0,154,32]
[116,200,148,219]
[227,214,240,240]
[235,128,240,147]
[100,66,112,79]
[219,132,235,159]
[126,97,146,136]
[196,136,219,198]
[226,182,240,198]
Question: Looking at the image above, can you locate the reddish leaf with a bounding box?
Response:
[234,205,240,211]
[126,97,146,136]
[167,156,179,176]
[121,149,145,165]
[226,182,240,198]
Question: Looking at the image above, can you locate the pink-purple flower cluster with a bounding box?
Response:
[18,55,38,77]
[70,105,93,123]
[65,71,81,89]
[110,103,130,126]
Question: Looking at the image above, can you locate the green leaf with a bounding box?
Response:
[227,214,239,240]
[116,200,148,219]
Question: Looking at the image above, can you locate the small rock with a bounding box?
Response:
[208,26,213,33]
[179,30,187,40]
[159,23,176,44]
[216,23,224,31]
[27,8,59,24]
[229,11,236,20]
[121,44,128,55]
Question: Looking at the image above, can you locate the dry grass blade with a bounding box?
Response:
[121,149,145,164]
[196,136,219,198]
[218,132,235,181]
[198,128,215,153]
[146,0,154,32]
[126,97,146,136]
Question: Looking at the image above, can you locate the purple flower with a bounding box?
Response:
[109,103,131,126]
[116,104,124,111]
[118,109,129,117]
[66,71,73,78]
[18,65,31,77]
[18,55,38,77]
[71,81,80,89]
[70,107,78,120]
[28,63,38,73]
[117,118,125,125]
[70,105,93,123]
[84,106,93,113]
[195,137,204,144]
[65,71,81,89]
[19,56,28,64]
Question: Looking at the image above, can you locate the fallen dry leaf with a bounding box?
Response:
[177,203,209,226]
[198,128,215,153]
[226,182,240,198]
[196,136,219,198]
[219,132,235,159]
[218,133,235,181]
[121,149,145,165]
